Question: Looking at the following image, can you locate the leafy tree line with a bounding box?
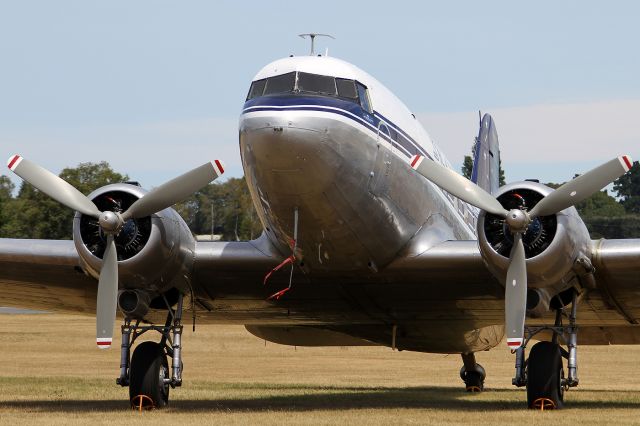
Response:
[172,177,262,241]
[0,162,261,241]
[0,163,128,239]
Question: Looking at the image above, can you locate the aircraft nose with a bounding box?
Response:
[240,115,339,196]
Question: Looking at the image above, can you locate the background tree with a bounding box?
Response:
[0,162,127,239]
[546,177,640,239]
[614,160,640,214]
[574,189,625,217]
[174,177,261,241]
[462,156,473,180]
[462,144,506,186]
[0,176,15,234]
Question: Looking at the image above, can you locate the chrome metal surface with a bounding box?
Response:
[73,183,196,295]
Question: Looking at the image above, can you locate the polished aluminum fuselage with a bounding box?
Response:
[230,56,505,353]
[240,108,474,273]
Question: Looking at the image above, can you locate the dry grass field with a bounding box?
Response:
[3,313,640,425]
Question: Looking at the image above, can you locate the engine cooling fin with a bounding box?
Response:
[484,188,557,259]
[79,191,151,260]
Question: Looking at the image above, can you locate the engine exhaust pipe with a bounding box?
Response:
[118,289,151,319]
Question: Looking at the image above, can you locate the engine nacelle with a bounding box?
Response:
[477,181,592,297]
[72,183,195,295]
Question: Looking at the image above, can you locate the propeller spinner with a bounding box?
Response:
[7,155,225,349]
[410,153,633,349]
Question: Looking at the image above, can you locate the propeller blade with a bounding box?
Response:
[529,155,633,218]
[7,155,101,218]
[505,233,527,349]
[96,235,118,349]
[121,160,225,221]
[410,155,508,217]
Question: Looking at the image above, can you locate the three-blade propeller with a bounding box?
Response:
[7,154,225,349]
[410,153,633,349]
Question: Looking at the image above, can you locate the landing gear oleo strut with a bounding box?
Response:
[117,294,185,408]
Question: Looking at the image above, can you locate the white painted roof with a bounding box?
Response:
[252,56,369,82]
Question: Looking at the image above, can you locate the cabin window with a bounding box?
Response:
[246,79,267,100]
[263,72,296,96]
[297,72,337,96]
[356,82,372,113]
[336,78,358,100]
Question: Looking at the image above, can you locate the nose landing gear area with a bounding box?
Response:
[460,353,486,392]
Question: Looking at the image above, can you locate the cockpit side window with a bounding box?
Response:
[263,72,296,96]
[356,82,372,113]
[247,79,266,100]
[297,72,337,96]
[336,78,357,100]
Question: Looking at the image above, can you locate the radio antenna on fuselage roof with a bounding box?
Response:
[298,33,335,56]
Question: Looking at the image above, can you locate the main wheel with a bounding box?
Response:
[526,341,564,409]
[129,341,170,408]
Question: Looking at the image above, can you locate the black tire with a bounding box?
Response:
[460,363,486,392]
[129,341,170,408]
[464,371,484,392]
[526,341,564,409]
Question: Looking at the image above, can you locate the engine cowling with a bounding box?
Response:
[477,181,592,308]
[72,183,196,296]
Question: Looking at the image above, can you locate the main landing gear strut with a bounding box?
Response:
[116,294,185,409]
[512,290,580,409]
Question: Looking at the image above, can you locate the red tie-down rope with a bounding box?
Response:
[263,238,296,300]
[264,209,299,300]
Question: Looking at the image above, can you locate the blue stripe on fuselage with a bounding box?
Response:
[242,95,430,161]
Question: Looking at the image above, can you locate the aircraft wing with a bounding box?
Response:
[578,238,640,344]
[3,235,640,347]
[0,239,97,313]
[0,236,282,315]
[518,238,640,345]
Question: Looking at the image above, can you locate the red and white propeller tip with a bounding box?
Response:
[507,338,524,349]
[212,160,225,177]
[620,155,633,172]
[410,154,425,169]
[7,154,23,171]
[96,338,112,349]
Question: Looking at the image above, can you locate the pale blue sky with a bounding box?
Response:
[1,1,639,191]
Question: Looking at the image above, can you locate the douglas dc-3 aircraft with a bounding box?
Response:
[1,39,638,410]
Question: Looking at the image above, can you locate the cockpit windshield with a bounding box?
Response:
[297,72,336,96]
[263,72,296,96]
[246,72,369,110]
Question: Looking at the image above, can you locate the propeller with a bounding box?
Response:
[7,154,225,349]
[410,153,633,348]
